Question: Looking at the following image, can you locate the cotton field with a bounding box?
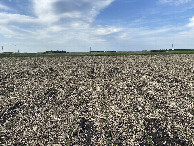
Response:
[0,54,193,145]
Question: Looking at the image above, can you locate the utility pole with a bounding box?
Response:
[90,47,91,54]
[2,46,3,52]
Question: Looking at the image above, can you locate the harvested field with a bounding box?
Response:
[0,54,193,145]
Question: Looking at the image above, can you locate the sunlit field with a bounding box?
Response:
[0,54,193,145]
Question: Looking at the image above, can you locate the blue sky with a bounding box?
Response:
[0,0,194,52]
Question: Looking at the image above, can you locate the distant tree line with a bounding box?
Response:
[150,49,194,52]
[43,50,67,54]
[173,49,194,51]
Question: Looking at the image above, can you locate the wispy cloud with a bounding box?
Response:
[187,16,194,27]
[0,3,11,11]
[95,26,122,35]
[159,0,192,5]
[0,12,36,24]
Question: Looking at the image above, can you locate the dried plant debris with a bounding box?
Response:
[0,54,193,145]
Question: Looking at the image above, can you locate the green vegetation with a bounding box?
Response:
[150,49,194,52]
[150,50,167,52]
[43,50,67,54]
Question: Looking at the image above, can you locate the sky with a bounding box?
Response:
[0,0,194,52]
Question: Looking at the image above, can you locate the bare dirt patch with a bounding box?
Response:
[0,55,193,145]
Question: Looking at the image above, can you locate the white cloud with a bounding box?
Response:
[32,0,115,24]
[0,0,116,39]
[33,0,59,24]
[0,0,116,28]
[187,16,194,27]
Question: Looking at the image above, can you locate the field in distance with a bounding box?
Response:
[1,49,194,57]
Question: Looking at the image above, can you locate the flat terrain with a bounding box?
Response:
[1,50,194,58]
[0,54,193,145]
